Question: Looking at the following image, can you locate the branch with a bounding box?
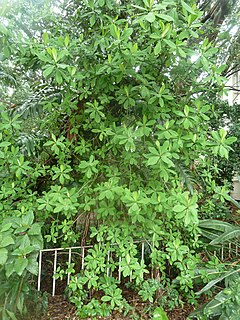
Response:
[225,67,240,78]
[225,86,240,92]
[0,99,16,108]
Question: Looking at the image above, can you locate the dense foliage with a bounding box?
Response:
[0,0,239,319]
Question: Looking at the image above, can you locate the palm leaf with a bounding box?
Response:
[199,219,234,232]
[210,228,240,245]
[12,87,61,119]
[175,162,197,195]
[200,229,220,241]
[0,71,17,86]
[189,290,229,318]
[197,268,240,295]
[17,132,46,156]
[225,194,240,209]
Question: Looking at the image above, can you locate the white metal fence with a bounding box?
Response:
[37,242,239,297]
[37,241,146,296]
[213,243,239,261]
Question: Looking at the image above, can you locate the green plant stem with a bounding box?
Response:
[15,275,24,313]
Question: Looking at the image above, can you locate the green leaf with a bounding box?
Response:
[6,310,18,320]
[226,196,240,209]
[90,15,96,26]
[22,211,34,226]
[173,204,185,212]
[147,156,159,165]
[153,307,169,319]
[5,262,15,278]
[181,0,197,15]
[43,65,55,78]
[226,136,237,144]
[210,228,240,245]
[55,70,63,84]
[202,290,227,317]
[219,145,228,159]
[1,223,12,232]
[42,32,49,44]
[150,33,161,39]
[123,27,133,39]
[0,141,11,147]
[0,248,8,265]
[26,259,38,275]
[157,13,174,22]
[28,223,41,235]
[154,41,162,55]
[126,253,131,264]
[98,0,105,6]
[101,295,111,302]
[110,24,120,39]
[145,12,155,22]
[36,52,51,63]
[19,234,31,249]
[0,236,14,247]
[14,257,28,276]
[163,39,176,49]
[51,47,58,61]
[197,268,240,295]
[199,220,233,232]
[200,229,219,241]
[161,155,174,167]
[178,47,186,58]
[64,34,70,46]
[141,86,150,98]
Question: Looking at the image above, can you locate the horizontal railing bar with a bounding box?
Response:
[40,245,93,252]
[39,240,146,253]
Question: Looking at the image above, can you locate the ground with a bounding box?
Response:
[39,294,195,320]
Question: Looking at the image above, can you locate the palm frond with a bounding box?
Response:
[210,228,240,245]
[197,268,240,295]
[175,162,197,194]
[16,131,46,156]
[12,89,61,119]
[199,219,234,232]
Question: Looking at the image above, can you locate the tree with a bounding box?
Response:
[198,0,240,72]
[0,0,238,318]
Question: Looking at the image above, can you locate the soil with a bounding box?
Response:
[38,294,195,320]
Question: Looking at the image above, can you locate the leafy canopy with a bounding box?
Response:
[0,0,238,318]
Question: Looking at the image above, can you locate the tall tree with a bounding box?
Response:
[0,0,239,318]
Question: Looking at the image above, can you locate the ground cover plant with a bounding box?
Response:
[0,0,239,319]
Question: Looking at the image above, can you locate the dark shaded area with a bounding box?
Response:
[38,294,195,320]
